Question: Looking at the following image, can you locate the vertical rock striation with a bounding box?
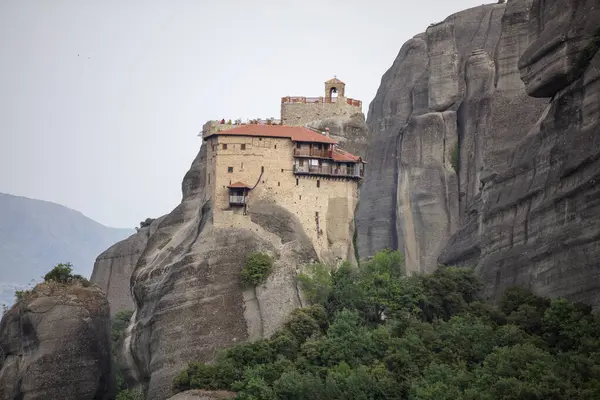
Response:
[441,0,600,307]
[91,218,163,316]
[358,0,600,307]
[357,1,547,274]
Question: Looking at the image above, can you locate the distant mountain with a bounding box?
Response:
[0,192,133,307]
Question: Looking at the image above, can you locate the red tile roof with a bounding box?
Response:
[205,124,337,144]
[228,181,251,189]
[332,148,362,163]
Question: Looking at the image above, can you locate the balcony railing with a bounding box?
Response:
[293,148,333,158]
[294,164,364,178]
[229,195,246,205]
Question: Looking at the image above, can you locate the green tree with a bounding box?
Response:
[297,263,333,305]
[43,262,75,283]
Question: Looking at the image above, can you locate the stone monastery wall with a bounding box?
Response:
[280,97,363,126]
[205,134,359,263]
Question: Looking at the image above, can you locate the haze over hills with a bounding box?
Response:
[0,192,133,306]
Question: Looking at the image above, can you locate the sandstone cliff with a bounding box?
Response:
[440,0,600,306]
[93,145,335,400]
[0,280,113,400]
[91,218,164,316]
[357,0,600,306]
[357,0,547,274]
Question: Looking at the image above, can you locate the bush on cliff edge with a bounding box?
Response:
[241,252,274,286]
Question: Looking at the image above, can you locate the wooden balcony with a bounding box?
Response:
[294,164,364,179]
[229,195,246,206]
[293,148,333,158]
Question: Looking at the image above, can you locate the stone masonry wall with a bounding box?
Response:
[281,97,363,126]
[206,135,359,263]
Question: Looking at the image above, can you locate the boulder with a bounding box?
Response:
[0,281,113,400]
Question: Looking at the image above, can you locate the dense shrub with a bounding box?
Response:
[43,262,75,283]
[240,252,274,286]
[297,263,333,305]
[115,388,143,400]
[139,217,155,228]
[173,250,600,399]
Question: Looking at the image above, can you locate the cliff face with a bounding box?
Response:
[91,218,164,316]
[358,0,600,306]
[0,281,112,400]
[441,0,600,306]
[357,0,548,273]
[93,146,327,400]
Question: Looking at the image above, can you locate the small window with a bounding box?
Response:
[259,138,262,141]
[296,178,299,186]
[299,195,302,200]
[241,162,244,169]
[227,167,233,173]
[222,144,228,150]
[281,169,284,172]
[278,182,280,187]
[317,180,320,188]
[241,144,246,150]
[208,173,210,184]
[296,142,301,149]
[274,144,277,149]
[299,159,304,166]
[261,166,264,173]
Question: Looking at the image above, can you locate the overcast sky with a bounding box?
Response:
[0,0,488,228]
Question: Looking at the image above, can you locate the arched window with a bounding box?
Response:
[329,87,338,102]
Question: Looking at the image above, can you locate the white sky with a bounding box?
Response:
[0,0,489,228]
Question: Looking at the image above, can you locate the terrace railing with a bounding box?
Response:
[293,164,363,178]
[281,96,362,107]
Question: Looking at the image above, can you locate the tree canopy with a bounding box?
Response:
[173,250,600,399]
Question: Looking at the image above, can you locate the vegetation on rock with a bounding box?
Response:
[450,141,459,173]
[14,262,90,302]
[137,217,155,231]
[174,250,600,399]
[240,252,274,286]
[43,262,89,285]
[110,309,143,400]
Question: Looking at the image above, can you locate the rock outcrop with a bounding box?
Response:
[98,146,321,400]
[440,0,600,307]
[306,113,369,158]
[357,0,600,306]
[0,281,113,400]
[91,218,163,316]
[357,0,548,273]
